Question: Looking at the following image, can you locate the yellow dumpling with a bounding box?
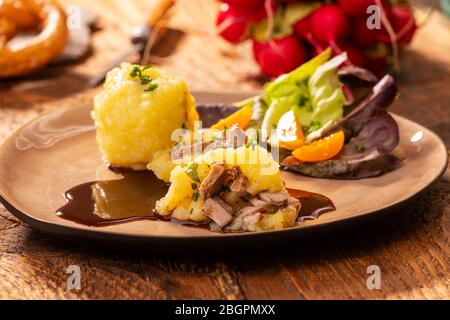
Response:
[92,63,199,168]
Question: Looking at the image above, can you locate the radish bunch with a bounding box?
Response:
[216,0,417,77]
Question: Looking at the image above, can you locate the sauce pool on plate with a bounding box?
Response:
[56,171,335,230]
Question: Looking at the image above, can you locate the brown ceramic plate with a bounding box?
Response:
[0,91,447,250]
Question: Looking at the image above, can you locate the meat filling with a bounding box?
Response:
[199,164,226,200]
[203,196,233,228]
[180,126,301,232]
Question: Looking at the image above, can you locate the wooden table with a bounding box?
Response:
[0,0,449,300]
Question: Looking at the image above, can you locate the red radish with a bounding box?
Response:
[337,0,376,17]
[340,44,367,68]
[216,4,266,44]
[294,17,324,54]
[253,36,307,77]
[222,0,265,10]
[364,42,389,75]
[293,17,310,40]
[309,5,351,53]
[353,19,380,48]
[379,6,417,45]
[365,55,388,76]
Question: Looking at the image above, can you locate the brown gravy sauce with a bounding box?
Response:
[56,171,335,230]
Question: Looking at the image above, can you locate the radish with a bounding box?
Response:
[294,17,325,54]
[337,0,376,17]
[222,0,266,11]
[364,43,389,75]
[216,3,266,44]
[365,55,388,76]
[309,5,351,54]
[352,18,380,48]
[340,44,367,68]
[379,6,417,45]
[253,36,307,77]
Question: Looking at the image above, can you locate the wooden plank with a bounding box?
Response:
[0,0,449,300]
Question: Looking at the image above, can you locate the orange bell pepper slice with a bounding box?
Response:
[276,111,305,150]
[211,105,253,130]
[292,130,345,162]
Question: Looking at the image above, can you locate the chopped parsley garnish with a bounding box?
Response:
[245,140,258,150]
[191,183,198,190]
[192,190,200,202]
[139,75,152,85]
[186,162,201,183]
[129,66,142,78]
[355,143,365,153]
[144,83,158,92]
[129,65,158,92]
[302,120,322,135]
[309,120,322,131]
[298,96,308,107]
[344,124,356,136]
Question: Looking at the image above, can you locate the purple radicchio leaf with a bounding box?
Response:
[340,108,400,160]
[339,66,378,109]
[281,76,401,179]
[281,108,401,179]
[338,65,379,84]
[196,104,239,128]
[282,151,402,179]
[323,74,398,139]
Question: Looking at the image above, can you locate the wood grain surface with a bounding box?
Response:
[0,0,449,300]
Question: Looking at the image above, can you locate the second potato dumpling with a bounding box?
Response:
[156,141,301,232]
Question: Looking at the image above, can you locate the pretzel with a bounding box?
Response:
[0,0,68,78]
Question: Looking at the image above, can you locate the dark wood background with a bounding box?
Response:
[0,0,448,299]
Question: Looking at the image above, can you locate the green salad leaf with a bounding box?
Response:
[295,52,347,138]
[259,48,347,143]
[252,2,320,42]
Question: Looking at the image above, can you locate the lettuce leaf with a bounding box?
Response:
[252,2,320,42]
[260,48,347,143]
[295,52,347,140]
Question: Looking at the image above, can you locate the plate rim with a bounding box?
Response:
[0,102,448,242]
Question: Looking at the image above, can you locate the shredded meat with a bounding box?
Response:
[224,191,301,232]
[288,197,301,213]
[203,196,233,228]
[225,206,262,232]
[228,167,248,193]
[242,212,261,230]
[199,164,225,200]
[257,192,301,214]
[259,192,290,204]
[172,140,211,161]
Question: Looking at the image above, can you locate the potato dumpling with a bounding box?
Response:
[255,207,298,231]
[147,149,176,182]
[92,63,199,168]
[155,145,299,231]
